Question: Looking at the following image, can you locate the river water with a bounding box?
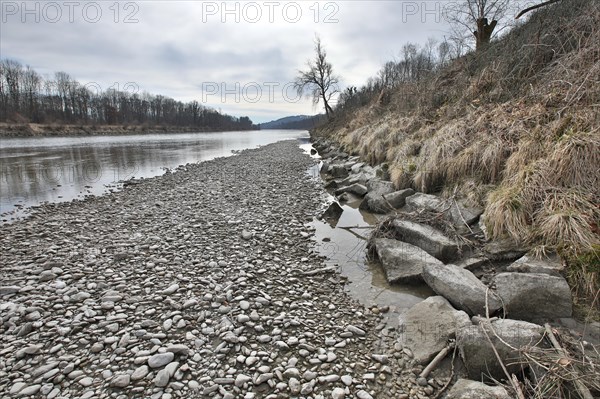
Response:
[0,130,310,222]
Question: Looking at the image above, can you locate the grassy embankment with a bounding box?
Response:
[315,0,599,319]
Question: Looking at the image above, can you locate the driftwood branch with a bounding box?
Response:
[516,0,563,19]
[420,342,455,379]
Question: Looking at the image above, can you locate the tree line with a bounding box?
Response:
[0,59,257,131]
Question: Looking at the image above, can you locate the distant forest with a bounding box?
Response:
[0,59,257,131]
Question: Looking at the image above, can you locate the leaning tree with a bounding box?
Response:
[294,36,339,119]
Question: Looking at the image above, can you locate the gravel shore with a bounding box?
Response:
[0,141,436,399]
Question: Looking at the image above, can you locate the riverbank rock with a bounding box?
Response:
[373,238,443,283]
[398,296,471,364]
[405,193,444,212]
[382,189,415,210]
[484,238,527,261]
[446,201,484,228]
[359,180,395,213]
[446,379,512,399]
[506,253,564,276]
[492,272,572,320]
[335,183,368,197]
[457,319,545,381]
[423,264,501,316]
[392,219,460,262]
[321,201,344,226]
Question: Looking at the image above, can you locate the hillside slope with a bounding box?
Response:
[314,0,599,306]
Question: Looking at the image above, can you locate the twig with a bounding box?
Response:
[480,322,527,399]
[544,323,594,399]
[433,343,458,399]
[420,342,455,379]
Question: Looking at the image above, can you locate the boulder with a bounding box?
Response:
[350,162,365,174]
[335,183,368,197]
[492,272,572,320]
[373,238,443,283]
[392,219,460,262]
[506,253,564,277]
[323,180,339,190]
[320,202,343,227]
[382,189,415,210]
[330,164,349,178]
[457,319,545,381]
[423,264,502,316]
[398,296,471,364]
[446,379,512,399]
[405,193,444,212]
[359,180,395,213]
[446,201,484,227]
[484,239,527,261]
[454,256,489,271]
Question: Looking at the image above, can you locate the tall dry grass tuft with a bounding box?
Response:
[413,123,467,193]
[532,190,600,255]
[547,129,600,191]
[484,185,530,242]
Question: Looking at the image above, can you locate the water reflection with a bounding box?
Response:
[0,130,309,222]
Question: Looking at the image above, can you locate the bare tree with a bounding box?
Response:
[294,36,339,119]
[444,0,512,50]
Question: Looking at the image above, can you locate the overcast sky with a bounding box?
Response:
[1,1,456,123]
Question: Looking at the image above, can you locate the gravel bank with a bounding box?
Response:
[0,141,440,399]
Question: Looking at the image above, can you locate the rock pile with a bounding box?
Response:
[313,137,596,395]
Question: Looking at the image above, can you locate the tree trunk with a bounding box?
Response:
[474,18,497,50]
[323,94,334,119]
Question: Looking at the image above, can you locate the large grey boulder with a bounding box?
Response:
[446,201,484,227]
[493,272,572,320]
[423,264,502,316]
[359,180,395,213]
[374,238,443,284]
[405,193,444,212]
[398,296,471,364]
[392,219,460,262]
[506,253,564,277]
[335,183,368,197]
[329,164,349,178]
[457,319,545,381]
[446,379,512,399]
[382,189,415,210]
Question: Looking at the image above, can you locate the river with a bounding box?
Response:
[0,130,310,222]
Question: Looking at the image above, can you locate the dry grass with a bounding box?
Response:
[484,185,530,242]
[315,0,600,314]
[532,191,600,254]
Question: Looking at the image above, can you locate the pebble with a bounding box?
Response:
[0,142,406,399]
[148,352,175,368]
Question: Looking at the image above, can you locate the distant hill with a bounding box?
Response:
[259,114,326,130]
